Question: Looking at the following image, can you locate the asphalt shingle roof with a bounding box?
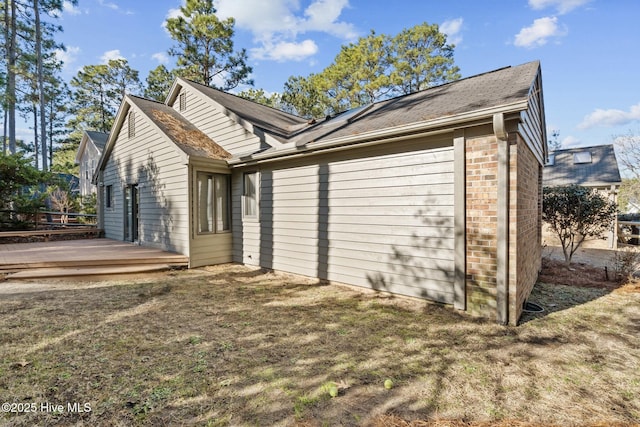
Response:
[128,96,231,160]
[543,144,621,187]
[85,131,108,151]
[186,60,541,148]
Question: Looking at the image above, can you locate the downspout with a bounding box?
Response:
[494,113,510,325]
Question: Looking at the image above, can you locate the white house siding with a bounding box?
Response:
[79,142,100,196]
[233,135,456,303]
[102,106,190,255]
[171,86,263,156]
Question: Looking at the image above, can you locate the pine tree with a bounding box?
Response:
[67,59,142,145]
[165,0,253,90]
[144,65,177,102]
[281,22,460,117]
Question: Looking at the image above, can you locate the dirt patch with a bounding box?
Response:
[538,257,624,290]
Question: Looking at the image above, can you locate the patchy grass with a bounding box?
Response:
[1,263,639,426]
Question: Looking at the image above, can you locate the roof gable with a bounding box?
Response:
[128,95,231,161]
[95,95,230,181]
[75,130,108,164]
[543,144,622,187]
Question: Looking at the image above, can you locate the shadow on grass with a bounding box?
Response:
[519,253,629,324]
[1,265,639,426]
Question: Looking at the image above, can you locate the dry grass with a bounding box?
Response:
[1,263,639,426]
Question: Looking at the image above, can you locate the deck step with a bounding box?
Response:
[4,264,179,280]
[0,257,189,273]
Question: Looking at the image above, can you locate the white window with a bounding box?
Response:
[243,172,258,218]
[179,92,187,111]
[573,151,592,164]
[197,172,230,234]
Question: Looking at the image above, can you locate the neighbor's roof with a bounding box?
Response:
[543,144,622,187]
[185,60,542,149]
[128,95,231,160]
[85,131,108,151]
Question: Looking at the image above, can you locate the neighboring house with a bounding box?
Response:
[75,131,108,197]
[543,144,622,248]
[94,60,547,325]
[54,173,80,195]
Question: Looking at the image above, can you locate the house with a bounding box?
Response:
[543,144,621,248]
[544,144,621,190]
[94,60,547,325]
[75,130,109,197]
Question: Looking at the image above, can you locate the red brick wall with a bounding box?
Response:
[465,135,499,319]
[509,136,542,324]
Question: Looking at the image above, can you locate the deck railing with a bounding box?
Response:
[0,209,97,231]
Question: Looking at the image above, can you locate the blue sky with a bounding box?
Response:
[32,0,640,156]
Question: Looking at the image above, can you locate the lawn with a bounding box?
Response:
[1,262,639,426]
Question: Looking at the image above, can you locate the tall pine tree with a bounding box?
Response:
[165,0,253,90]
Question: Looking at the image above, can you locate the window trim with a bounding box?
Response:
[242,171,258,220]
[195,171,231,235]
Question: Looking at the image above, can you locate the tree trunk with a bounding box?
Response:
[33,104,39,168]
[34,0,48,170]
[7,0,17,153]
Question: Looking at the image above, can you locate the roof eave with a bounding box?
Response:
[228,99,529,166]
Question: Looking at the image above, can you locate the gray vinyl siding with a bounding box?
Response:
[102,105,190,255]
[233,136,456,303]
[519,71,546,165]
[172,87,263,156]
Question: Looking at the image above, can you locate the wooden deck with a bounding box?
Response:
[0,238,189,279]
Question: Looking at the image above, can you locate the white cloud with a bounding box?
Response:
[302,0,357,39]
[55,45,80,68]
[98,0,119,10]
[561,135,582,147]
[252,39,319,62]
[100,49,125,63]
[528,0,591,14]
[214,0,357,61]
[152,52,170,64]
[62,1,81,15]
[97,0,133,15]
[578,103,640,129]
[514,16,567,48]
[440,17,464,46]
[162,7,183,32]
